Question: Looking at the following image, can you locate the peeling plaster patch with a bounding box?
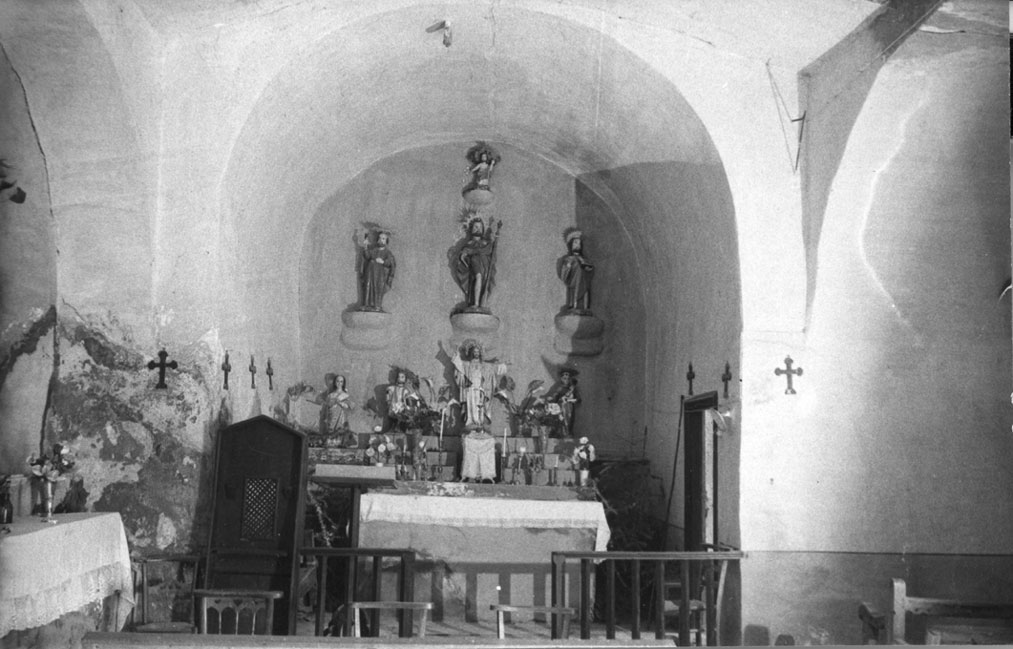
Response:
[52,314,217,551]
[156,513,178,548]
[104,421,119,446]
[0,305,56,389]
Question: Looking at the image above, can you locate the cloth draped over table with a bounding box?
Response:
[0,512,134,636]
[360,493,611,552]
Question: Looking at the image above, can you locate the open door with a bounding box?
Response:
[684,391,719,552]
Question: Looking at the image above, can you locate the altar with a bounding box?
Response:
[357,485,609,624]
[0,512,134,641]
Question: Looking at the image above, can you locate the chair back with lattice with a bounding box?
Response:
[194,589,282,635]
[204,415,307,635]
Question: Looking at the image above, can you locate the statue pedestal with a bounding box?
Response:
[450,311,500,337]
[340,310,393,350]
[553,313,604,357]
[462,188,494,206]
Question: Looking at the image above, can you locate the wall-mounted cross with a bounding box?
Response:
[721,362,733,399]
[774,356,803,395]
[266,359,274,390]
[147,349,178,389]
[249,355,257,389]
[686,363,695,396]
[221,351,231,390]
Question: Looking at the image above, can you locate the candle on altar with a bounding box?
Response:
[502,426,508,456]
[439,409,445,448]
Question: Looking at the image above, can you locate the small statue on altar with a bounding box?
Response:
[450,340,507,428]
[558,229,594,314]
[546,367,581,437]
[452,216,502,312]
[319,373,353,436]
[385,368,425,430]
[462,142,500,196]
[356,228,396,311]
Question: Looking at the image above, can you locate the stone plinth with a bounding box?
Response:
[340,309,393,350]
[553,313,604,356]
[462,188,494,206]
[450,311,500,336]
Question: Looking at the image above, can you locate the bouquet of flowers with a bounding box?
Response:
[365,430,393,465]
[495,377,559,433]
[572,437,595,471]
[27,443,75,482]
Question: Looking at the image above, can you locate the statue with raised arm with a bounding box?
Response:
[558,229,594,314]
[356,229,396,311]
[451,340,507,428]
[452,216,502,312]
[462,142,500,196]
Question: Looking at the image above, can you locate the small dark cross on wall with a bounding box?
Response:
[774,356,803,395]
[686,363,695,396]
[266,359,274,390]
[721,362,733,399]
[147,349,178,389]
[221,351,231,390]
[249,355,257,389]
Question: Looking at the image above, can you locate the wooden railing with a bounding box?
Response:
[550,550,744,645]
[299,547,417,637]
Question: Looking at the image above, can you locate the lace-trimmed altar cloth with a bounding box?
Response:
[360,493,611,551]
[0,512,134,636]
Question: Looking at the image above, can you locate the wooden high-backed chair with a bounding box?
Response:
[203,415,308,635]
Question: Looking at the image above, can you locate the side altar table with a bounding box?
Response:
[358,487,610,625]
[0,512,134,640]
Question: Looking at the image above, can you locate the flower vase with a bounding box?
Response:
[42,480,55,521]
[578,469,590,486]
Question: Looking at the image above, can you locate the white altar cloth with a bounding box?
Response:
[358,491,609,623]
[360,493,610,551]
[0,512,134,636]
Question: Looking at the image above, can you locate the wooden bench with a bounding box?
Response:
[490,604,576,639]
[348,601,433,638]
[859,577,1013,644]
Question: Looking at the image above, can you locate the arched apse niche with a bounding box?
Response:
[221,5,740,463]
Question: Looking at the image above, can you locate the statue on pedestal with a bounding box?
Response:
[462,142,500,202]
[356,229,396,311]
[558,229,594,315]
[452,216,502,313]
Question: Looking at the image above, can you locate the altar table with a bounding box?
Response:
[358,490,609,623]
[0,512,134,637]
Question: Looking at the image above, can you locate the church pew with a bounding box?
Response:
[859,577,1013,644]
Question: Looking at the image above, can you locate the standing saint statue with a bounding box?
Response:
[558,230,594,314]
[452,217,502,312]
[319,373,352,435]
[451,340,507,428]
[545,367,581,437]
[356,229,396,311]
